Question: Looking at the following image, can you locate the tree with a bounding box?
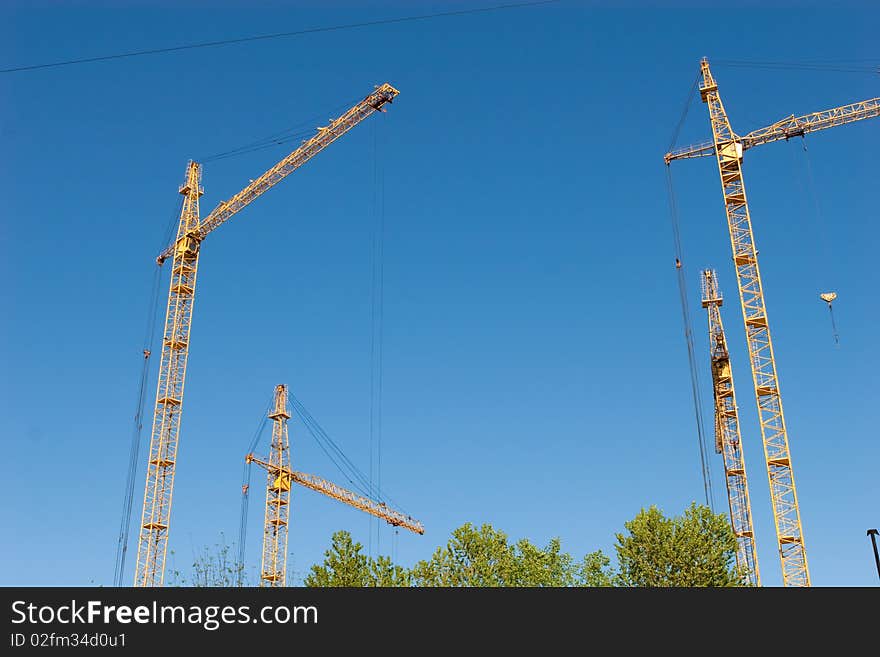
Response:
[371,555,412,587]
[411,523,516,586]
[304,531,412,587]
[166,534,253,587]
[410,523,581,587]
[577,550,615,587]
[512,537,577,586]
[305,530,374,587]
[613,502,742,587]
[304,504,742,588]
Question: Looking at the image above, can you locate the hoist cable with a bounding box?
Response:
[236,402,272,585]
[113,263,163,586]
[667,167,715,511]
[665,71,716,510]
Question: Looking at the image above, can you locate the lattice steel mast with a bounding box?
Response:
[134,161,202,588]
[666,59,877,586]
[257,384,292,587]
[701,269,760,586]
[134,84,400,587]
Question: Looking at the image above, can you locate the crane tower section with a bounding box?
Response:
[134,161,203,587]
[702,269,761,587]
[260,384,292,587]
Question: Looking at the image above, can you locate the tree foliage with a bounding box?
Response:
[304,530,410,587]
[411,523,518,586]
[306,504,744,588]
[167,534,252,587]
[305,531,374,587]
[613,502,741,587]
[578,550,615,587]
[175,503,744,587]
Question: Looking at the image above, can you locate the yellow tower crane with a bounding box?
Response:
[666,59,878,586]
[701,269,760,587]
[247,384,423,586]
[253,384,293,586]
[134,83,401,587]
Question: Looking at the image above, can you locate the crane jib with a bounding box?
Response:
[156,83,400,264]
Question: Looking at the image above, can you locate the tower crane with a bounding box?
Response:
[665,59,878,586]
[134,83,400,587]
[701,269,760,587]
[246,384,423,586]
[251,384,293,586]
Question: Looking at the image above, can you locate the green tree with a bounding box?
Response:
[577,550,615,587]
[613,502,742,587]
[512,537,577,586]
[411,523,517,586]
[411,523,580,587]
[304,505,742,588]
[371,555,412,587]
[305,530,375,587]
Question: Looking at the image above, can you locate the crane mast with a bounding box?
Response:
[134,84,400,587]
[701,269,760,586]
[259,384,292,587]
[134,161,203,587]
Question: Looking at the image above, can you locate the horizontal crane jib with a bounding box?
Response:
[157,83,399,264]
[246,453,424,536]
[664,97,880,164]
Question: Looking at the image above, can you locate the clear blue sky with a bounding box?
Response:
[1,1,877,587]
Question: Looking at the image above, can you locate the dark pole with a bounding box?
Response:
[868,529,880,582]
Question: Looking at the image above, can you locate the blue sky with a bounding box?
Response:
[0,1,877,587]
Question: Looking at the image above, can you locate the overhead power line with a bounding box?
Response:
[714,59,879,74]
[0,1,558,74]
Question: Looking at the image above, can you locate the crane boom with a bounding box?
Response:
[702,269,760,587]
[741,98,880,149]
[664,97,879,163]
[157,83,399,263]
[247,454,425,535]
